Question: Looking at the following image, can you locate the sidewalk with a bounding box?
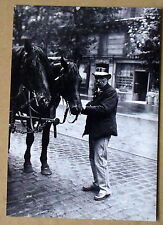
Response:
[81,99,159,121]
[56,100,159,160]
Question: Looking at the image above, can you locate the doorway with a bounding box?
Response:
[133,71,149,101]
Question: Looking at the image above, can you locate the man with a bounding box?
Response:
[81,70,118,201]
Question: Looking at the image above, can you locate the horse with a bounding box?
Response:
[9,41,52,152]
[10,41,51,109]
[14,56,82,175]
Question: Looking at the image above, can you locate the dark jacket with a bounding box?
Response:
[82,83,118,138]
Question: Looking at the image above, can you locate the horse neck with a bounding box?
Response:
[49,64,61,92]
[29,47,51,99]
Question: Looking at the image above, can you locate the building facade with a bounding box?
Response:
[79,8,160,104]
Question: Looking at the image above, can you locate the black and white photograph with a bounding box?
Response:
[7,5,161,221]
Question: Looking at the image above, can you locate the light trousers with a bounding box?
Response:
[89,135,111,194]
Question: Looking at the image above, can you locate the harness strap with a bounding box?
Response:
[18,111,26,128]
[54,73,64,81]
[33,91,39,106]
[28,91,34,131]
[68,114,79,123]
[29,105,42,116]
[59,104,69,124]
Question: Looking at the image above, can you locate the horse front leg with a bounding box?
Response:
[23,131,34,173]
[40,122,52,175]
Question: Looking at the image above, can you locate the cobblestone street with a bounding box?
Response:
[7,129,157,221]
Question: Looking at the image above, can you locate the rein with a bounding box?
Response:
[59,100,79,124]
[59,102,69,124]
[68,114,79,123]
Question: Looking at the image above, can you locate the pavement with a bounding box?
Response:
[7,100,159,221]
[56,100,159,160]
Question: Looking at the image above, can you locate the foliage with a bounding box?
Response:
[125,8,161,88]
[127,8,160,58]
[13,5,120,61]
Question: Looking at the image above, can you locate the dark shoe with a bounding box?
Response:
[82,184,100,192]
[94,191,111,201]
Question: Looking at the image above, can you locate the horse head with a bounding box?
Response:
[59,57,82,115]
[16,40,51,108]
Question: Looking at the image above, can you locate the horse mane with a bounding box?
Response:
[67,62,82,82]
[68,62,78,72]
[31,45,55,87]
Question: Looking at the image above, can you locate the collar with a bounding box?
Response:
[99,83,110,92]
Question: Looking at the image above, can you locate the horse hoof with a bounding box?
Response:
[41,166,52,175]
[23,163,34,173]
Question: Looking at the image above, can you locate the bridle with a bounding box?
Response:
[53,66,79,124]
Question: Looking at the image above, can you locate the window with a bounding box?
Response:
[108,34,125,55]
[116,63,134,89]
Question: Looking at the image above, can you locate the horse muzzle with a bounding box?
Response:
[70,104,82,115]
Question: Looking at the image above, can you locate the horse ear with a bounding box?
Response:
[61,56,68,69]
[24,39,32,53]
